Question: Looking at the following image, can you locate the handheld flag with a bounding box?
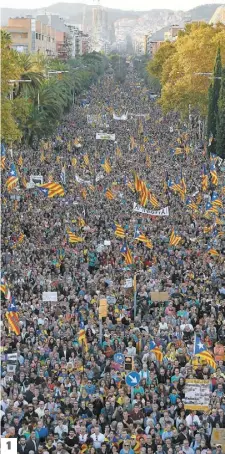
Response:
[149,341,163,362]
[37,182,64,198]
[169,229,182,247]
[211,191,223,208]
[194,335,216,369]
[1,144,6,170]
[113,223,125,238]
[18,155,23,166]
[134,227,153,249]
[5,297,20,335]
[6,164,18,191]
[121,242,133,265]
[201,165,208,192]
[83,154,89,167]
[105,188,115,200]
[101,158,111,174]
[210,163,218,186]
[67,230,84,243]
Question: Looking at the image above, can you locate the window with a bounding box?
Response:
[36,32,38,39]
[39,34,41,40]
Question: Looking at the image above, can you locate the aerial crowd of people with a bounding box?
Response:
[1,65,225,454]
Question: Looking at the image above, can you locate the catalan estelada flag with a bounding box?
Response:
[71,157,77,167]
[134,227,153,249]
[78,329,88,352]
[5,298,20,336]
[148,191,159,208]
[105,188,115,200]
[18,155,23,166]
[146,155,151,167]
[78,217,85,228]
[149,341,163,362]
[186,197,198,211]
[121,242,133,265]
[134,173,142,192]
[101,158,111,174]
[67,230,84,243]
[116,146,122,158]
[194,335,216,369]
[1,143,6,170]
[201,165,208,191]
[210,163,218,186]
[37,182,65,197]
[83,154,89,166]
[169,229,182,246]
[139,181,148,207]
[113,223,125,238]
[205,202,219,216]
[211,191,223,208]
[207,244,220,257]
[6,164,18,191]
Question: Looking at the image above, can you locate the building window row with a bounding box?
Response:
[35,33,55,42]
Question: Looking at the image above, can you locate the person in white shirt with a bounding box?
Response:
[54,420,69,438]
[185,411,201,428]
[126,341,136,357]
[158,317,168,332]
[90,426,105,449]
[35,401,46,418]
[78,426,88,444]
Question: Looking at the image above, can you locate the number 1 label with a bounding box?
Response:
[1,438,17,454]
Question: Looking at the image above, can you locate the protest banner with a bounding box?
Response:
[211,429,225,451]
[113,112,128,121]
[133,203,169,216]
[75,175,92,185]
[183,379,210,410]
[42,292,58,302]
[96,133,115,141]
[150,292,169,302]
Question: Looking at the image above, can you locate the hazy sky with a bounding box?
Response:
[1,0,223,11]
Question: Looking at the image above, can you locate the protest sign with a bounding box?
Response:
[104,240,111,246]
[150,292,169,302]
[124,278,133,288]
[42,292,58,302]
[113,112,128,121]
[183,379,210,410]
[107,296,117,305]
[96,133,115,141]
[75,175,92,185]
[133,203,169,216]
[30,175,43,187]
[211,429,225,451]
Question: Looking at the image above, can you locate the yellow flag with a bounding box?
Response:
[18,155,23,166]
[67,142,71,152]
[72,158,77,167]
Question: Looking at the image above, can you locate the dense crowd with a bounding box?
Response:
[1,66,225,454]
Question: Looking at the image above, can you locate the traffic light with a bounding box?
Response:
[125,356,133,372]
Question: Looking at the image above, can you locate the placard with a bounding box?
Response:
[30,175,43,186]
[183,379,210,410]
[104,240,111,246]
[96,133,115,141]
[211,429,225,450]
[42,292,58,302]
[124,278,133,288]
[150,292,169,302]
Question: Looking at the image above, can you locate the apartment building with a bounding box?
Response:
[3,17,56,56]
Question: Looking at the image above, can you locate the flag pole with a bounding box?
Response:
[133,273,137,318]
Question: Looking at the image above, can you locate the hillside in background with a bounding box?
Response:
[1,3,222,39]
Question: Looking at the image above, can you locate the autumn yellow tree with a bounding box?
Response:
[147,22,225,117]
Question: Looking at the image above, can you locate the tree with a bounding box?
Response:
[216,66,225,158]
[147,23,225,118]
[207,47,222,154]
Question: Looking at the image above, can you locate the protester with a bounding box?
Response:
[1,68,225,454]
